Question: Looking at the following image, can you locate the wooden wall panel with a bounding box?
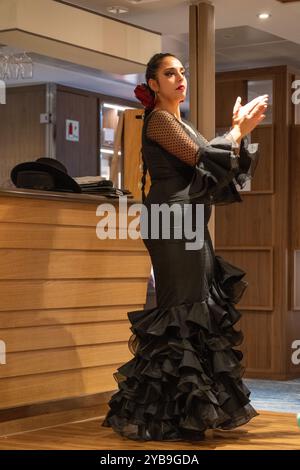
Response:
[0,343,132,378]
[0,279,148,311]
[0,85,46,186]
[216,80,247,128]
[238,312,272,372]
[291,125,300,249]
[0,196,132,227]
[0,222,145,251]
[0,305,137,328]
[289,124,300,376]
[251,125,274,192]
[124,109,150,201]
[56,88,98,177]
[1,321,131,352]
[0,195,143,228]
[216,195,272,246]
[216,248,273,310]
[0,250,149,279]
[0,365,124,409]
[0,193,151,419]
[215,66,299,379]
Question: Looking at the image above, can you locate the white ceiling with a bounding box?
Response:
[3,0,300,108]
[63,0,300,42]
[53,0,300,72]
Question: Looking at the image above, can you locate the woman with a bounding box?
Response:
[102,53,268,441]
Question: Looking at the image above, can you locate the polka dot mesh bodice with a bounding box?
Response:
[146,109,210,167]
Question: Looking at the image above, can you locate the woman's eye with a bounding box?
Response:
[166,71,185,76]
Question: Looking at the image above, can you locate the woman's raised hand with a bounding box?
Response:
[230,95,269,142]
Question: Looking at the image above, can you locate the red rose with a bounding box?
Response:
[134,83,155,110]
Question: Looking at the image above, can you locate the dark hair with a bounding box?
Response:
[141,52,176,203]
[144,52,176,118]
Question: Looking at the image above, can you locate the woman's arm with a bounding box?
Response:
[145,109,260,203]
[145,110,244,201]
[146,110,238,172]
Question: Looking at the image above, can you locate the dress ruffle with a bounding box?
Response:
[188,136,260,206]
[101,255,258,441]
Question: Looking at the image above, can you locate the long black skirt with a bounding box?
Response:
[101,203,258,441]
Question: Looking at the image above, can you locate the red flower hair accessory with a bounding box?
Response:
[134,83,156,110]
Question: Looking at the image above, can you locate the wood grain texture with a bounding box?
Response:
[0,278,149,311]
[291,125,300,250]
[216,248,273,310]
[0,195,140,227]
[251,125,274,192]
[0,365,124,409]
[215,66,300,379]
[55,86,98,177]
[0,343,132,378]
[1,321,131,352]
[0,411,299,450]
[0,249,149,279]
[0,222,145,251]
[0,194,151,416]
[0,305,141,328]
[123,109,149,201]
[189,2,216,245]
[0,85,46,185]
[215,194,272,247]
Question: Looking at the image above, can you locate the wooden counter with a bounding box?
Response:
[0,188,151,435]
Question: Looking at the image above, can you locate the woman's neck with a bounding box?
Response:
[153,101,181,121]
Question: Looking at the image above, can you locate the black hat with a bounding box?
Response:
[10,157,81,193]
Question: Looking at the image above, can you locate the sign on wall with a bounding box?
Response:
[66,119,80,142]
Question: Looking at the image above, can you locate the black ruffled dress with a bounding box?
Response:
[101,109,260,441]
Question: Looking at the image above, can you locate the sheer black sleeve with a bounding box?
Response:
[146,110,260,204]
[208,133,260,190]
[146,109,205,167]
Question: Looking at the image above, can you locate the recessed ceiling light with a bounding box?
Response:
[257,12,271,20]
[107,5,129,14]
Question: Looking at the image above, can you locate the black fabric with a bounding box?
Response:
[101,110,259,441]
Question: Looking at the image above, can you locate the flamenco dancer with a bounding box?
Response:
[102,53,269,441]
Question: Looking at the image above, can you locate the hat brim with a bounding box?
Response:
[11,161,82,193]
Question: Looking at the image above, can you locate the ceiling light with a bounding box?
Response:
[107,5,129,14]
[257,12,271,20]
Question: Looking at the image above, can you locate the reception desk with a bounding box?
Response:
[0,188,151,435]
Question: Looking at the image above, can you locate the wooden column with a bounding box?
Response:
[189,1,215,244]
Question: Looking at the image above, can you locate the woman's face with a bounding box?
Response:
[150,56,187,104]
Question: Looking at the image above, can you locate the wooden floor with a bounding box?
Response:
[0,411,299,450]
